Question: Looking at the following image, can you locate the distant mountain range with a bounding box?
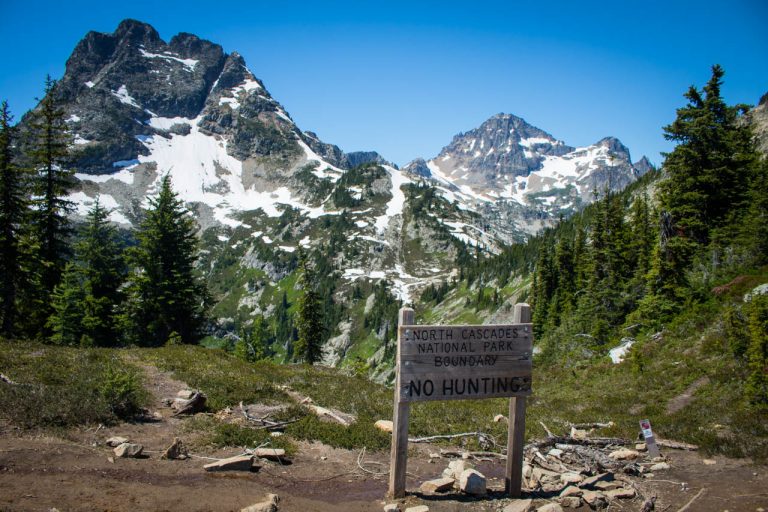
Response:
[18,19,655,364]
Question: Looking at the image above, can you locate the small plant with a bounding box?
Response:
[99,363,146,419]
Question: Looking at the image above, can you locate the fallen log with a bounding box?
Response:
[0,373,17,385]
[655,438,699,451]
[172,391,207,416]
[531,436,631,449]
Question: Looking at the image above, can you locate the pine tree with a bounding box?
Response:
[27,76,74,299]
[48,263,85,345]
[46,199,126,346]
[77,198,126,345]
[0,101,29,336]
[126,175,208,345]
[294,253,323,364]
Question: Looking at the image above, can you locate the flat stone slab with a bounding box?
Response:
[404,506,429,512]
[606,488,636,499]
[203,454,254,472]
[419,477,455,493]
[253,448,286,460]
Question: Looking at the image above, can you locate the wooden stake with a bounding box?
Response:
[506,303,531,497]
[388,307,414,499]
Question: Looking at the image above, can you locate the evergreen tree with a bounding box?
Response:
[48,263,85,345]
[46,199,126,346]
[126,175,208,345]
[294,253,323,364]
[77,198,126,345]
[27,76,74,299]
[0,101,28,336]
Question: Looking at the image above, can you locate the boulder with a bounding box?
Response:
[203,454,254,472]
[404,507,429,512]
[240,493,279,512]
[548,448,564,458]
[419,477,455,493]
[608,449,639,460]
[635,442,647,452]
[503,499,533,512]
[650,462,670,472]
[113,443,143,458]
[459,469,486,496]
[494,414,507,422]
[106,436,129,447]
[375,420,394,433]
[560,497,581,508]
[593,481,622,491]
[161,437,188,460]
[383,505,400,512]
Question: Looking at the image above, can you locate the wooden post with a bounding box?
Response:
[388,307,414,499]
[506,303,531,497]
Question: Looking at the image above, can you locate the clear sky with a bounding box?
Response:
[1,0,766,167]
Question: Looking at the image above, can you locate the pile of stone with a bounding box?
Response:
[418,459,488,497]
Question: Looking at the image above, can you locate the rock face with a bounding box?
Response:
[404,113,650,240]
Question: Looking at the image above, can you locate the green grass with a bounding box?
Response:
[0,341,149,428]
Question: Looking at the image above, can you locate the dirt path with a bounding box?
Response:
[1,364,766,511]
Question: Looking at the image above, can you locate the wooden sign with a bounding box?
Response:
[388,304,532,500]
[398,324,532,402]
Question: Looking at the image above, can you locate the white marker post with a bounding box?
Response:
[387,304,533,499]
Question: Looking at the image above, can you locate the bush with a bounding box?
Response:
[99,364,146,419]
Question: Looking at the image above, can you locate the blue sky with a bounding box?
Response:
[1,0,766,167]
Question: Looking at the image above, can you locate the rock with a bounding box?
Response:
[172,391,207,415]
[536,504,564,512]
[582,490,608,509]
[113,443,143,458]
[579,473,613,488]
[106,436,129,447]
[107,456,114,464]
[652,456,666,463]
[503,499,533,512]
[635,442,647,452]
[560,486,583,498]
[494,414,507,422]
[548,448,564,458]
[383,504,400,512]
[703,458,717,465]
[404,506,429,512]
[560,497,581,508]
[203,454,254,472]
[444,459,467,480]
[459,468,486,495]
[522,462,533,478]
[593,481,622,491]
[375,420,394,433]
[608,448,639,460]
[570,427,588,440]
[254,448,286,461]
[161,437,188,460]
[605,488,636,499]
[177,389,195,399]
[240,493,279,512]
[419,477,455,493]
[650,462,670,471]
[560,473,584,484]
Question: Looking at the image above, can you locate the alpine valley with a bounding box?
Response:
[26,20,651,374]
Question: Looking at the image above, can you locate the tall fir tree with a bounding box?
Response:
[0,101,29,337]
[47,199,126,346]
[294,252,323,364]
[126,175,208,345]
[27,76,74,300]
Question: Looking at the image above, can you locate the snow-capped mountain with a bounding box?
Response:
[19,20,652,367]
[403,114,650,240]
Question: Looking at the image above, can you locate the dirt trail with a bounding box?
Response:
[0,363,766,511]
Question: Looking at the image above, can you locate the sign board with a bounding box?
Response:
[388,304,533,500]
[398,324,532,402]
[639,419,661,457]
